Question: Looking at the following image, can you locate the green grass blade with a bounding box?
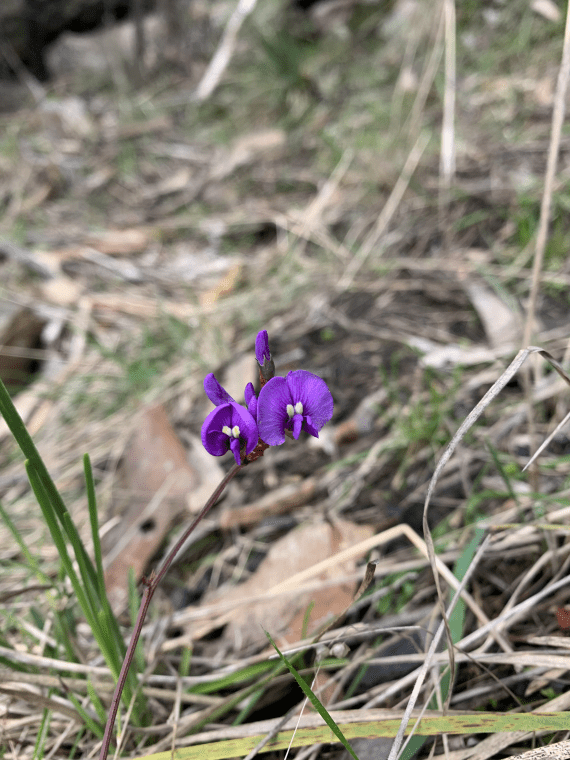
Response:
[84,453,106,599]
[189,661,275,694]
[32,708,51,760]
[265,630,359,760]
[25,461,98,631]
[486,439,518,504]
[0,378,98,589]
[87,678,108,725]
[232,688,264,726]
[66,690,104,739]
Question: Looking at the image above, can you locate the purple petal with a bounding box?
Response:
[229,437,242,466]
[291,414,303,439]
[255,330,271,364]
[244,382,255,406]
[204,373,234,406]
[303,414,319,438]
[201,404,234,456]
[247,395,258,418]
[286,371,333,433]
[201,402,259,461]
[257,376,291,445]
[228,402,259,454]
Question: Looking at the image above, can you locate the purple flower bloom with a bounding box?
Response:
[201,402,259,465]
[257,370,333,446]
[255,330,275,381]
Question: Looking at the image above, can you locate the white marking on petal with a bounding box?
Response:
[286,403,295,418]
[294,401,303,415]
[222,425,232,436]
[231,425,241,438]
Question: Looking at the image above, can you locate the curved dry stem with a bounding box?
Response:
[98,463,243,760]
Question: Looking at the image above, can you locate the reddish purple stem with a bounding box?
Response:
[98,463,242,760]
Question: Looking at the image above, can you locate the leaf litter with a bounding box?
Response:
[2,1,570,759]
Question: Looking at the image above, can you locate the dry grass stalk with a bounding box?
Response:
[523,2,570,350]
[194,0,259,101]
[439,0,456,256]
[337,130,429,290]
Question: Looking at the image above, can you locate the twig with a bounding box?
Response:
[522,0,570,494]
[194,0,259,101]
[523,1,570,350]
[439,0,456,255]
[337,130,429,290]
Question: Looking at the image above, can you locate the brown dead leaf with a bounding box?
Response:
[217,518,374,651]
[103,404,203,612]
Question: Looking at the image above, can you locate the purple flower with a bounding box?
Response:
[257,370,333,446]
[255,329,275,381]
[201,402,259,465]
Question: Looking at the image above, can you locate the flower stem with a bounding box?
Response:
[98,463,242,760]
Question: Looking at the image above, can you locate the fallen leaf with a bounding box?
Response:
[103,405,207,612]
[215,518,374,651]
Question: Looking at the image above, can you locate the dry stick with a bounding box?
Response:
[406,8,444,140]
[97,463,242,760]
[523,3,570,352]
[522,1,570,493]
[337,130,429,290]
[193,0,258,101]
[439,0,456,257]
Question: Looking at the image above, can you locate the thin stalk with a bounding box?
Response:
[98,463,242,760]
